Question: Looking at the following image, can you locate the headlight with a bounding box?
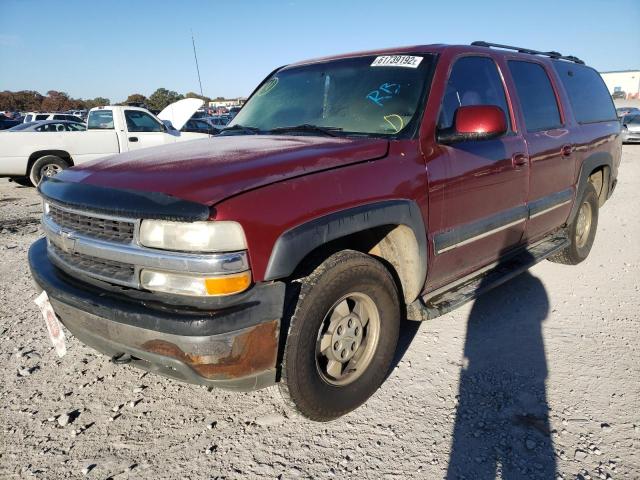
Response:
[140,269,252,296]
[139,220,246,252]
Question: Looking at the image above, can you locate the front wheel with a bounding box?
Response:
[278,250,400,421]
[549,182,599,265]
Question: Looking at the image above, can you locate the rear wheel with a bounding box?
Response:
[278,250,400,421]
[549,182,599,265]
[29,155,68,186]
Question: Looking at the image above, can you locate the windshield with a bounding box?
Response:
[623,114,640,124]
[228,54,434,137]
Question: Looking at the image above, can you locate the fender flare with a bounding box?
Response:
[263,199,428,289]
[569,151,612,223]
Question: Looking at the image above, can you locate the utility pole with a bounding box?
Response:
[191,29,204,97]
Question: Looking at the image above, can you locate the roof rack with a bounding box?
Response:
[471,41,584,65]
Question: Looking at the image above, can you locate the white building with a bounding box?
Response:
[600,70,640,99]
[208,98,247,108]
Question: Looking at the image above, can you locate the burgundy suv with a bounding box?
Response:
[29,42,621,421]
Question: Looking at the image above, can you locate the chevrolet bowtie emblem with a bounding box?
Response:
[58,230,77,254]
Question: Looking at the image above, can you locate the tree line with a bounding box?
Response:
[0,89,230,113]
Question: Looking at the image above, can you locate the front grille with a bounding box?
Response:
[49,243,135,284]
[48,204,135,244]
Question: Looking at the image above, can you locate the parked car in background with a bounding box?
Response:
[0,98,212,186]
[227,106,241,118]
[207,115,231,128]
[621,114,640,143]
[8,120,86,132]
[28,42,620,421]
[191,110,209,119]
[182,118,220,135]
[68,109,88,119]
[0,117,21,130]
[616,106,640,117]
[612,90,626,100]
[23,112,84,123]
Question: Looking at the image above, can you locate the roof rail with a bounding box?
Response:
[471,41,585,65]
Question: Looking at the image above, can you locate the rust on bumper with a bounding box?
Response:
[141,320,279,380]
[48,298,281,390]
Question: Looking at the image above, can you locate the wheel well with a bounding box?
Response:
[588,165,609,207]
[27,150,73,176]
[290,224,423,305]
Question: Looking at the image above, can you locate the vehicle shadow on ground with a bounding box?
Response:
[445,250,557,479]
[389,316,420,371]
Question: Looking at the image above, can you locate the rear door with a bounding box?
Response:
[429,55,529,286]
[506,60,575,242]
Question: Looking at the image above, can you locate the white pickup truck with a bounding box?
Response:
[0,99,211,186]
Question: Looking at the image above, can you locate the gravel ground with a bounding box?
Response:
[1,145,639,479]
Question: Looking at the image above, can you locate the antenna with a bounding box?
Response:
[191,29,204,97]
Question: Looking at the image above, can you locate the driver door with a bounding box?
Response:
[123,109,169,151]
[428,55,529,287]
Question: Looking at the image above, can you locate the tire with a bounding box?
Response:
[29,155,68,186]
[548,182,599,265]
[278,250,400,421]
[10,177,33,187]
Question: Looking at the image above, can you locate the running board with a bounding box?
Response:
[407,233,569,321]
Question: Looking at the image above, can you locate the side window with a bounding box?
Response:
[553,61,617,124]
[87,110,114,130]
[36,123,65,132]
[124,110,163,132]
[508,61,562,132]
[35,114,49,121]
[438,56,511,131]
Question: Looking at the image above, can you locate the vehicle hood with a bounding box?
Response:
[157,98,204,131]
[57,135,389,205]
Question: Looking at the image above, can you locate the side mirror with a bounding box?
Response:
[437,105,507,144]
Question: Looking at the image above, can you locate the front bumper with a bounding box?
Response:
[29,238,285,391]
[622,130,640,143]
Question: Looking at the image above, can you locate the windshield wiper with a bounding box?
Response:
[267,124,343,137]
[219,124,261,135]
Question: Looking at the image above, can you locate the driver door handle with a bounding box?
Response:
[512,153,528,167]
[129,137,138,142]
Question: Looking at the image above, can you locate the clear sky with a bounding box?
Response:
[1,0,638,102]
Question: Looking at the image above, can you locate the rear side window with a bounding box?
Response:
[508,61,562,132]
[553,62,617,124]
[36,123,67,132]
[35,114,49,121]
[25,114,33,122]
[87,110,114,129]
[438,56,511,131]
